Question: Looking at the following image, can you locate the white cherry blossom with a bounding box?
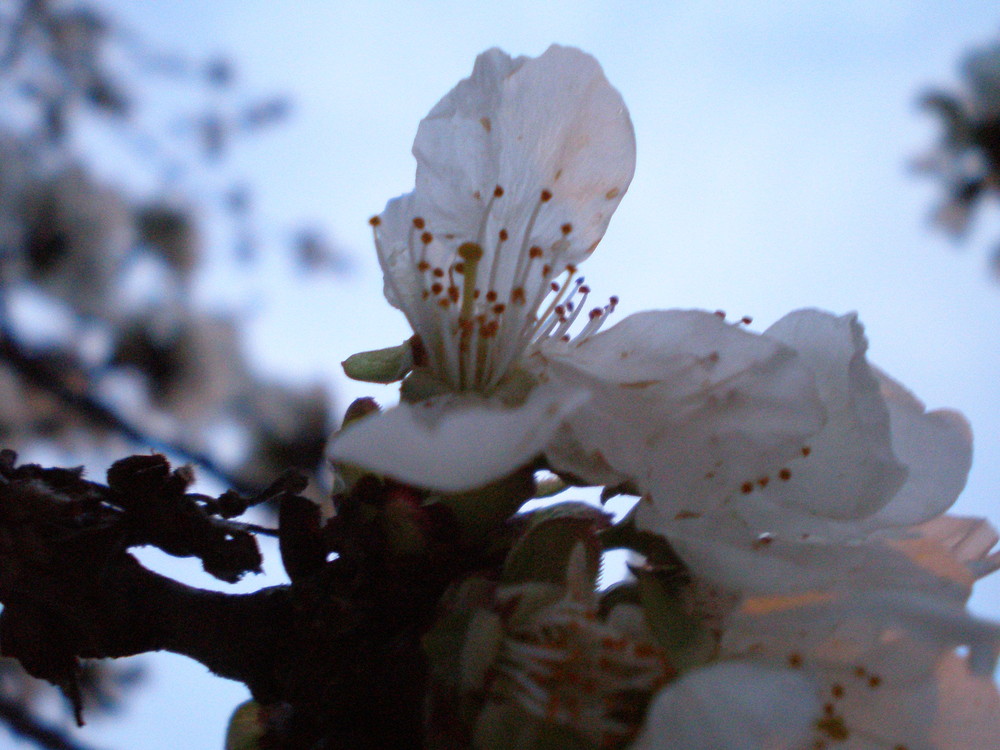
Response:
[610,310,974,549]
[328,42,1000,750]
[633,512,1000,750]
[332,44,655,490]
[330,45,827,493]
[371,44,634,395]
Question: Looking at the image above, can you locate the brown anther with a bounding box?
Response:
[831,684,844,698]
[493,304,505,314]
[551,282,560,292]
[542,264,552,276]
[369,216,381,226]
[448,286,459,303]
[802,446,812,457]
[816,716,849,741]
[499,228,509,241]
[714,310,726,318]
[512,288,526,304]
[473,289,480,298]
[540,189,553,202]
[432,267,444,278]
[485,290,498,302]
[561,223,573,235]
[421,231,433,244]
[741,315,753,325]
[867,676,882,688]
[431,282,443,295]
[609,295,619,306]
[529,246,544,258]
[417,261,430,272]
[580,285,591,294]
[740,481,753,494]
[458,242,483,262]
[757,476,770,488]
[778,468,792,481]
[788,653,803,668]
[493,185,504,197]
[412,217,425,229]
[454,262,465,274]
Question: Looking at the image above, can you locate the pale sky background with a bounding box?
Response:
[11,2,1000,748]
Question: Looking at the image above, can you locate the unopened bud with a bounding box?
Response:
[342,342,413,384]
[342,397,380,428]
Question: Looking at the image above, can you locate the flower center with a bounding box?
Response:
[492,598,671,746]
[373,184,619,393]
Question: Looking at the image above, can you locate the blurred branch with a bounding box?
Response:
[0,694,104,750]
[0,328,258,494]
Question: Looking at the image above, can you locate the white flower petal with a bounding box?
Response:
[723,598,1000,750]
[371,45,636,392]
[413,44,635,271]
[930,652,1000,749]
[535,309,825,520]
[329,381,589,492]
[758,309,907,521]
[631,661,818,750]
[665,512,975,600]
[915,515,1000,579]
[865,369,972,527]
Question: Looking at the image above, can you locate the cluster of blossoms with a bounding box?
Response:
[916,36,1000,274]
[332,46,1000,749]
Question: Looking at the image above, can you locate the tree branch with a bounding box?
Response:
[0,452,484,749]
[0,694,106,750]
[0,329,258,494]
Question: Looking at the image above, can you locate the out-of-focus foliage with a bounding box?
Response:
[0,0,344,745]
[916,34,1000,276]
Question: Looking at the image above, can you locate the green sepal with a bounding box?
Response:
[502,501,609,587]
[634,568,715,672]
[432,467,535,548]
[399,368,452,402]
[342,342,412,384]
[474,704,596,750]
[224,700,265,750]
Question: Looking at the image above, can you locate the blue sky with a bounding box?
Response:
[24,2,1000,748]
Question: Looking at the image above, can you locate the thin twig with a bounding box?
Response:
[0,695,106,750]
[0,330,259,495]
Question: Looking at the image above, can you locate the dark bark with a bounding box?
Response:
[0,451,494,749]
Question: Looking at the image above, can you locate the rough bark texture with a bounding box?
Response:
[0,450,506,749]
